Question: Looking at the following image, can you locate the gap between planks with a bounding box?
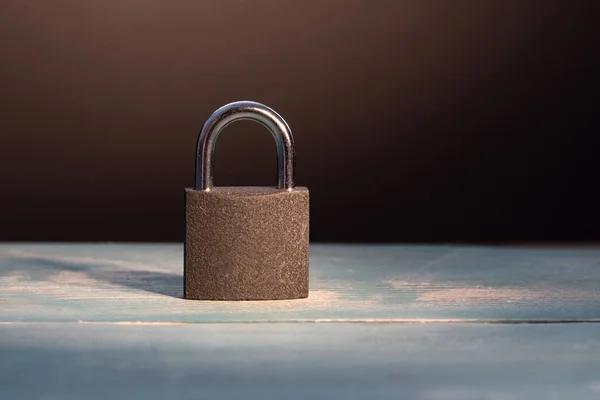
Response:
[1,319,600,325]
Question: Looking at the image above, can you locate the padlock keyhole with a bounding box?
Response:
[212,120,278,187]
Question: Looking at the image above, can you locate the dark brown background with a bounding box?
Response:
[1,0,598,243]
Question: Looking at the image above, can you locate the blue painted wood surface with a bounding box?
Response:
[1,244,600,398]
[2,323,600,400]
[1,243,599,322]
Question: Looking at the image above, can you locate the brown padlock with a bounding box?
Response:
[184,101,309,301]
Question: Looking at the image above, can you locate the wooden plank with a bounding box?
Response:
[1,323,600,399]
[1,243,599,322]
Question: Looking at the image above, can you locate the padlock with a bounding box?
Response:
[184,101,309,301]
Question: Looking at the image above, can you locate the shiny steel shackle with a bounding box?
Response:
[194,101,295,191]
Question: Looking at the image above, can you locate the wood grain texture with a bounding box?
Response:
[1,323,600,400]
[1,243,599,322]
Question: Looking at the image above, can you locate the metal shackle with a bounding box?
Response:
[195,101,295,191]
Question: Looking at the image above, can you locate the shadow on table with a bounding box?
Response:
[5,255,183,298]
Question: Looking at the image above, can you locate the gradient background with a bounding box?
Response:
[1,0,598,243]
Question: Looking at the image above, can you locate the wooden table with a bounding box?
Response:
[1,243,599,399]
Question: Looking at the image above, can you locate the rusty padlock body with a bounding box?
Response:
[184,101,309,300]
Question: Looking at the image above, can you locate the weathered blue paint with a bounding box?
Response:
[1,244,599,322]
[1,244,600,398]
[1,323,600,400]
